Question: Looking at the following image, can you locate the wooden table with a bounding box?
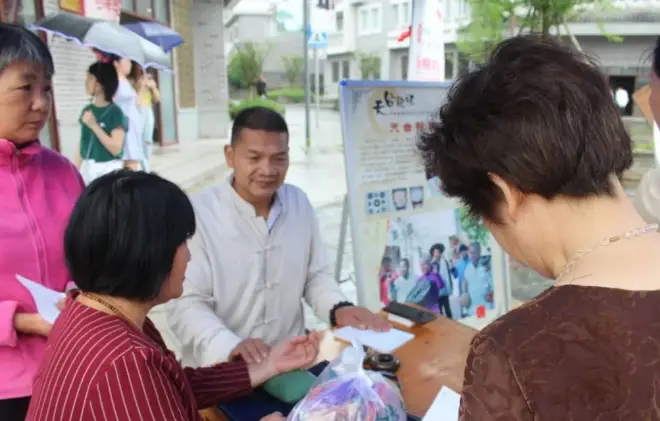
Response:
[200,316,476,421]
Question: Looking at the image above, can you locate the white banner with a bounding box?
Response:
[339,80,509,329]
[407,0,445,81]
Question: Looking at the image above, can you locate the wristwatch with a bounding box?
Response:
[329,301,354,327]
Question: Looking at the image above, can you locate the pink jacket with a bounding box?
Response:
[0,139,84,399]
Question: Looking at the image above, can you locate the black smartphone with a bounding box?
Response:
[383,301,437,325]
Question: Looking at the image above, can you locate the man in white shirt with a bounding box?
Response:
[168,106,390,367]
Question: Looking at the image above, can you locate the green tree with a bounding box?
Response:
[458,0,619,63]
[227,42,270,96]
[357,53,381,80]
[458,207,490,249]
[281,55,304,87]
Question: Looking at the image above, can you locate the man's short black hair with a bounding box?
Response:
[458,244,469,253]
[430,243,445,256]
[230,106,288,145]
[64,170,196,302]
[0,23,54,78]
[88,61,119,102]
[418,35,632,222]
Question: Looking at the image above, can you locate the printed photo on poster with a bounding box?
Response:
[377,208,494,320]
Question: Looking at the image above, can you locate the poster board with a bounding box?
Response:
[339,80,509,329]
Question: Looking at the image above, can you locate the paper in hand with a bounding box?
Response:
[16,274,65,324]
[422,386,461,421]
[333,326,414,353]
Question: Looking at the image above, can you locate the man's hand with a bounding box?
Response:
[268,331,321,374]
[229,338,270,364]
[260,412,285,421]
[334,306,392,331]
[13,312,52,337]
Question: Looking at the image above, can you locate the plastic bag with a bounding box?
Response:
[287,340,407,421]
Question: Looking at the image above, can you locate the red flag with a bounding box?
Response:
[397,25,411,42]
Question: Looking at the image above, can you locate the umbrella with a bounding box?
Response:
[29,13,171,71]
[123,22,183,52]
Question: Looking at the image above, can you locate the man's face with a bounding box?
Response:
[432,249,441,260]
[469,245,481,265]
[224,128,289,203]
[460,249,468,260]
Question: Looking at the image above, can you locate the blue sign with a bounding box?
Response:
[306,24,328,48]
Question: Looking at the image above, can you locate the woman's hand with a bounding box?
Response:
[81,110,97,128]
[260,412,285,421]
[269,332,322,374]
[145,77,156,89]
[13,312,52,337]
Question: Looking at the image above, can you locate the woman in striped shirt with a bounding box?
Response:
[26,171,320,421]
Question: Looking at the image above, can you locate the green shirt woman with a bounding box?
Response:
[76,61,127,184]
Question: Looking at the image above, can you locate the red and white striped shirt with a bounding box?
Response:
[26,294,252,421]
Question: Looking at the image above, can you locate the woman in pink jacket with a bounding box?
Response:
[0,24,84,420]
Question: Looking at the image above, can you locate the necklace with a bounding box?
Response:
[556,223,659,283]
[81,292,140,330]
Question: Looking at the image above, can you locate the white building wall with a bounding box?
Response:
[45,0,95,160]
[192,0,230,139]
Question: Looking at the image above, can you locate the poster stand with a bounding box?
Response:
[334,194,350,283]
[336,79,511,329]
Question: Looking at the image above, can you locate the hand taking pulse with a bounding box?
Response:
[245,332,322,387]
[229,338,271,364]
[268,331,322,373]
[335,306,392,331]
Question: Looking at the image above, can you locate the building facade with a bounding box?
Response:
[224,0,327,92]
[324,0,659,103]
[1,0,235,159]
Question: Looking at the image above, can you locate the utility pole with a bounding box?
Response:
[303,0,311,150]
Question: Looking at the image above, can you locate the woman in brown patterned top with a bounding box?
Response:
[418,35,660,420]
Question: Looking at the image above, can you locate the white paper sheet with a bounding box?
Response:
[333,326,414,353]
[422,386,461,421]
[16,274,65,324]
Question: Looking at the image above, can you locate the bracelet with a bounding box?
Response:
[329,301,354,327]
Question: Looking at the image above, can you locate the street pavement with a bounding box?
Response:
[150,105,656,355]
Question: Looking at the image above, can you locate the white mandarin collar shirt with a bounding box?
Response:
[168,175,347,366]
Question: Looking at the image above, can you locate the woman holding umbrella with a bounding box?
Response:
[0,23,84,421]
[110,55,144,171]
[130,64,160,172]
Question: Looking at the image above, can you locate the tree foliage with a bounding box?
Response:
[357,53,381,80]
[458,207,490,249]
[281,55,304,87]
[458,0,619,63]
[227,42,270,95]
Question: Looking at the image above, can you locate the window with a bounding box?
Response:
[154,0,168,22]
[335,11,344,32]
[358,5,381,35]
[342,60,350,79]
[445,52,454,79]
[401,54,409,80]
[332,61,340,82]
[444,0,452,20]
[457,53,470,76]
[135,0,152,17]
[458,0,469,17]
[391,1,410,28]
[372,57,381,79]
